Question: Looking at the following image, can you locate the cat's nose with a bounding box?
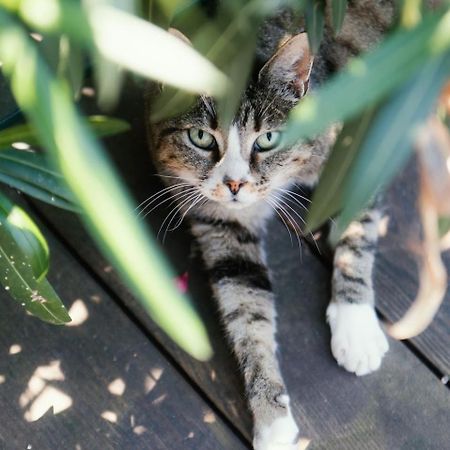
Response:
[223,176,247,195]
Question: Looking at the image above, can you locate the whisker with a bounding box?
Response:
[141,187,197,219]
[166,192,204,239]
[157,190,200,242]
[279,187,311,204]
[135,183,192,212]
[276,195,321,256]
[275,188,309,213]
[156,174,190,181]
[270,195,303,260]
[265,197,294,247]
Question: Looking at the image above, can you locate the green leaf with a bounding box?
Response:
[333,51,450,242]
[306,107,378,231]
[0,116,130,148]
[87,4,227,96]
[305,0,326,54]
[286,10,450,143]
[58,35,85,98]
[0,149,79,212]
[0,191,49,280]
[331,0,347,35]
[0,191,70,324]
[438,216,450,237]
[0,9,212,360]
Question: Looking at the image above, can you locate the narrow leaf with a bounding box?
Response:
[331,0,347,35]
[0,149,79,211]
[305,0,325,54]
[0,116,130,148]
[0,192,49,280]
[306,107,378,231]
[0,10,212,360]
[333,51,450,241]
[87,4,227,96]
[0,192,70,324]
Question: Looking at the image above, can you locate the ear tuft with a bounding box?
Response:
[259,33,314,99]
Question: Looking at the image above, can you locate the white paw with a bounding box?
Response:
[253,406,299,450]
[327,303,389,376]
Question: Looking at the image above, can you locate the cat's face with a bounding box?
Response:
[151,33,327,211]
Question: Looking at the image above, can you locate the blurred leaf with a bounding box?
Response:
[58,35,84,98]
[0,191,70,324]
[332,51,450,242]
[0,116,130,147]
[4,0,93,43]
[401,0,422,28]
[331,0,347,35]
[306,107,377,231]
[87,4,227,96]
[305,0,325,54]
[0,9,212,360]
[286,10,450,143]
[439,216,450,237]
[0,190,49,280]
[0,149,79,212]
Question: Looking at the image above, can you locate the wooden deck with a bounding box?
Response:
[1,83,449,449]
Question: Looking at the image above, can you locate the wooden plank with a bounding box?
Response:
[32,198,450,449]
[375,159,450,378]
[267,217,450,449]
[0,226,248,450]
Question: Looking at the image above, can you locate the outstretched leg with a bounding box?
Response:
[191,213,299,450]
[327,208,389,376]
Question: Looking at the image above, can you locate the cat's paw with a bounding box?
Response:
[327,302,389,376]
[253,404,299,450]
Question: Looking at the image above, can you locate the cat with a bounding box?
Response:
[147,2,395,449]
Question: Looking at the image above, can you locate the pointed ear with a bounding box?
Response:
[258,33,314,99]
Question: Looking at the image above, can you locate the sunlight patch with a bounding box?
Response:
[9,344,22,355]
[19,360,72,422]
[101,411,118,423]
[66,299,89,327]
[108,378,126,396]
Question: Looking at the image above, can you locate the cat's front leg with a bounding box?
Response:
[191,215,299,450]
[327,208,389,376]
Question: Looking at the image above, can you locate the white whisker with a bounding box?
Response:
[141,187,197,219]
[135,183,192,213]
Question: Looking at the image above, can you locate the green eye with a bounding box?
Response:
[188,128,216,150]
[254,131,282,152]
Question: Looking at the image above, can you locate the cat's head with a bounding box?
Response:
[151,32,327,211]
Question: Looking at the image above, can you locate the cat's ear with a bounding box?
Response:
[258,33,313,99]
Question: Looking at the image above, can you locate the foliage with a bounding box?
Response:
[0,0,448,356]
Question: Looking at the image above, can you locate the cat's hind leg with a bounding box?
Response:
[327,208,389,376]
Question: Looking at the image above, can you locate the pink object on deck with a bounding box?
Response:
[175,272,189,294]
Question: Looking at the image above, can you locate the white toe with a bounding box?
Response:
[327,303,389,376]
[253,407,299,450]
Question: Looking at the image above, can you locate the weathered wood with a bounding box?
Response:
[0,226,248,450]
[375,159,450,378]
[268,217,450,449]
[32,198,450,449]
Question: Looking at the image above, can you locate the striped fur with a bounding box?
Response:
[147,2,396,448]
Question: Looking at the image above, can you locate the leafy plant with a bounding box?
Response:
[0,0,448,358]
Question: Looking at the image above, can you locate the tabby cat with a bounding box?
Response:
[147,2,394,449]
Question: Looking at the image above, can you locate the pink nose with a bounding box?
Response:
[224,178,246,195]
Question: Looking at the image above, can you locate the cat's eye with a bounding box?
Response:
[188,128,216,150]
[254,131,282,152]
